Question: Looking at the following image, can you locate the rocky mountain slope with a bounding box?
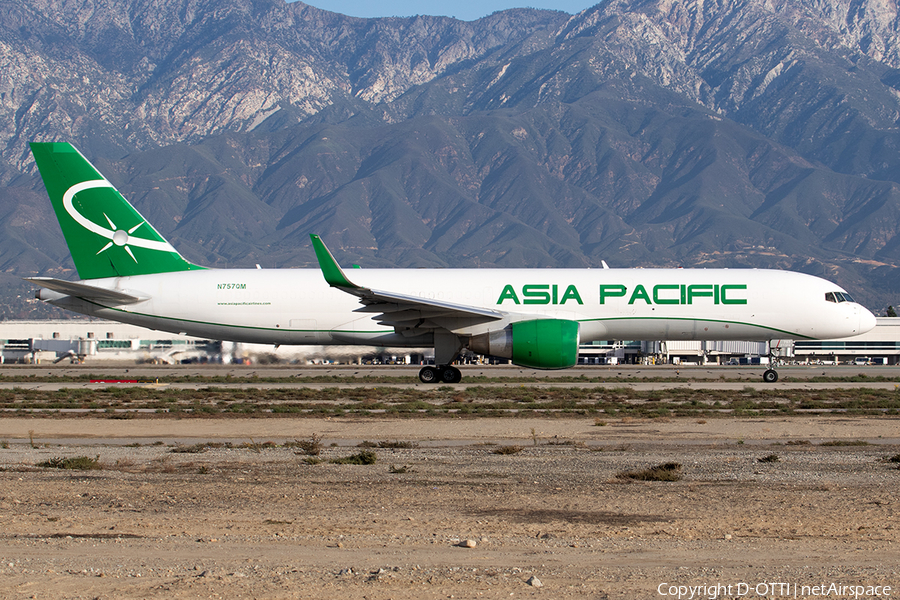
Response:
[2,0,900,316]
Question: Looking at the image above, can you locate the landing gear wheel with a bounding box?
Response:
[440,366,462,384]
[762,369,779,383]
[418,366,439,384]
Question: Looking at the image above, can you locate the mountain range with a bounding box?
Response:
[2,0,900,318]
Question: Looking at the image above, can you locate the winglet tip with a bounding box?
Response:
[310,234,356,289]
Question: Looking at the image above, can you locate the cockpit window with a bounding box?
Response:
[825,291,854,303]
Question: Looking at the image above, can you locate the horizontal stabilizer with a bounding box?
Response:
[26,277,147,304]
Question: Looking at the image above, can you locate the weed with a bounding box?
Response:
[0,440,8,449]
[107,411,136,419]
[887,453,900,463]
[293,434,323,456]
[786,440,811,446]
[170,442,224,454]
[594,419,608,426]
[39,455,101,470]
[302,457,324,465]
[143,456,177,473]
[493,445,524,455]
[389,464,413,473]
[544,438,582,447]
[616,462,683,482]
[240,440,277,451]
[376,440,418,449]
[820,440,870,446]
[330,450,377,465]
[758,454,780,463]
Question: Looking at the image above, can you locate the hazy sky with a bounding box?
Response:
[301,1,597,21]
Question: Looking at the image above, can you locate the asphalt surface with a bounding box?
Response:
[1,363,898,390]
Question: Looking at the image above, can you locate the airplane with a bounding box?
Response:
[26,142,876,383]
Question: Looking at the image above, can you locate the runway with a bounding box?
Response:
[1,364,898,390]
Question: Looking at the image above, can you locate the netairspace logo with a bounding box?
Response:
[656,582,892,599]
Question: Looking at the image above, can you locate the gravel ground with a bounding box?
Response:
[0,416,898,599]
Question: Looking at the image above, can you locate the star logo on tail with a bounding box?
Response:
[62,180,177,262]
[95,213,147,262]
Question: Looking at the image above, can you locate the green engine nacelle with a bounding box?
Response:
[467,318,580,370]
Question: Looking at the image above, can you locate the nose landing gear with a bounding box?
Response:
[418,365,462,384]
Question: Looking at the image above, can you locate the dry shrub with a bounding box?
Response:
[617,462,683,482]
[375,440,418,449]
[330,450,377,465]
[293,434,323,456]
[39,455,101,470]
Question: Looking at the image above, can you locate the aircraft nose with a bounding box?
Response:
[859,307,877,334]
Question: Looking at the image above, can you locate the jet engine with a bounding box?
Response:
[468,318,580,369]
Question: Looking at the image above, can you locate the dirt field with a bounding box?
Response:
[0,415,898,599]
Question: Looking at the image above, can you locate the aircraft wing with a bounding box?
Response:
[25,277,147,304]
[310,235,504,332]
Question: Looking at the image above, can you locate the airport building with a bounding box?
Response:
[0,320,422,365]
[576,319,900,365]
[1,318,899,366]
[0,320,219,365]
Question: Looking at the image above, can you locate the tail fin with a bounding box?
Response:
[30,142,204,280]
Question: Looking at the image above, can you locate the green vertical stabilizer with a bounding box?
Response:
[30,142,204,280]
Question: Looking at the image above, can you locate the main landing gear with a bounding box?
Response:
[418,365,462,384]
[761,341,780,383]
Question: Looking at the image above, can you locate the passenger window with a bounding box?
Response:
[825,292,837,303]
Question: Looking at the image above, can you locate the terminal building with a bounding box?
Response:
[0,320,219,365]
[576,318,900,365]
[1,318,899,366]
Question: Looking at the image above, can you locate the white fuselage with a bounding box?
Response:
[43,268,875,346]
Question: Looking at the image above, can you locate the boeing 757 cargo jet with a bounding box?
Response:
[26,142,876,383]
